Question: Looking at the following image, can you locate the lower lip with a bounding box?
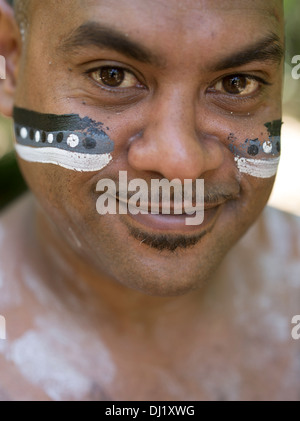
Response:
[124,205,222,233]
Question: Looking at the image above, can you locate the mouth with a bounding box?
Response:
[126,205,223,233]
[116,195,227,234]
[116,194,207,214]
[107,188,238,252]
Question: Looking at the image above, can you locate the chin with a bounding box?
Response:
[98,241,226,298]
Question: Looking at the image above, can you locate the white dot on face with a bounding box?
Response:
[35,131,40,142]
[67,134,79,148]
[20,127,28,139]
[263,140,272,154]
[47,133,54,144]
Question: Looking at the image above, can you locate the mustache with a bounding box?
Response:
[95,174,241,214]
[113,186,240,205]
[97,173,240,203]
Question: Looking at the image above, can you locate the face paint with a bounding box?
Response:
[13,107,114,172]
[229,120,282,157]
[229,120,282,178]
[234,156,280,178]
[264,119,282,154]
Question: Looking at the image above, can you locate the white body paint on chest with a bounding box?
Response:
[234,156,280,178]
[15,144,112,172]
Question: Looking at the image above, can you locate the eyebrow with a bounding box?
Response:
[60,21,163,66]
[60,22,284,71]
[210,33,284,71]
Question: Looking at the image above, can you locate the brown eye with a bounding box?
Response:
[90,66,141,88]
[213,75,260,96]
[222,75,247,94]
[99,67,124,87]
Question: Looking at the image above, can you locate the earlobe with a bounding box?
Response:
[0,0,21,118]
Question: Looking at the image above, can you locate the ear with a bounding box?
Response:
[0,0,21,118]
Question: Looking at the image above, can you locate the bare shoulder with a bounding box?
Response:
[238,205,300,299]
[0,196,112,401]
[215,206,300,399]
[0,194,49,400]
[233,205,300,328]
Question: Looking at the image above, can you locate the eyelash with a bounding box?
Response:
[85,66,146,93]
[208,74,271,97]
[84,65,271,106]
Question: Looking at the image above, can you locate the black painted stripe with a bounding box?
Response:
[13,106,114,155]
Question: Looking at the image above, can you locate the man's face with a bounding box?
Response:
[14,0,284,295]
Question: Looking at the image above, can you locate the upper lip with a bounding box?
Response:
[114,195,227,214]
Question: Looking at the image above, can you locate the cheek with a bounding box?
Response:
[19,160,111,257]
[237,171,276,225]
[18,160,94,220]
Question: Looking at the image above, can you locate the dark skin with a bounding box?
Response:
[14,0,283,295]
[0,0,299,401]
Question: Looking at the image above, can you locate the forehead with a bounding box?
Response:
[29,0,283,39]
[24,0,283,75]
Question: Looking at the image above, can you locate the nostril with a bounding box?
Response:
[128,132,225,181]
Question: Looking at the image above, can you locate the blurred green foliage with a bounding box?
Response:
[283,0,300,119]
[0,151,28,210]
[284,0,300,61]
[0,116,28,211]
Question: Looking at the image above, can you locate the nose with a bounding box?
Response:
[127,90,224,182]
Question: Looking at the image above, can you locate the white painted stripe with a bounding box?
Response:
[15,144,112,172]
[234,156,280,178]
